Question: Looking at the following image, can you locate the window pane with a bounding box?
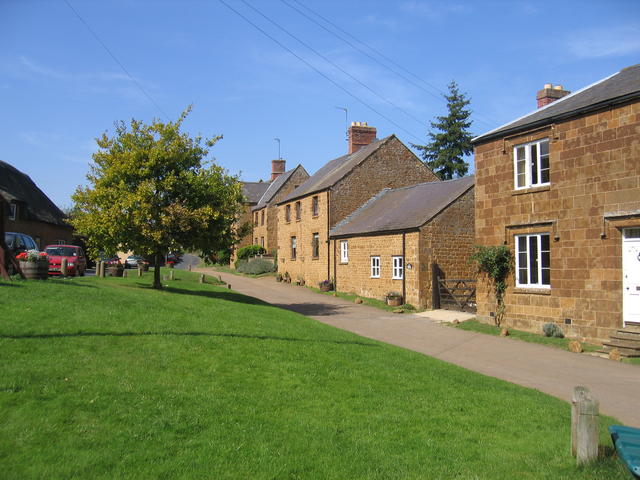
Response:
[529,236,539,284]
[541,234,550,252]
[516,147,525,160]
[539,140,549,156]
[518,236,527,252]
[519,268,528,285]
[530,144,538,185]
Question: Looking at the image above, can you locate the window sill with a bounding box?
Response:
[312,214,319,219]
[512,185,550,196]
[339,262,348,265]
[295,219,301,222]
[371,276,380,279]
[312,256,319,260]
[290,258,296,261]
[513,287,551,295]
[392,277,403,281]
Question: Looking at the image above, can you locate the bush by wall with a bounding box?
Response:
[236,245,266,261]
[237,258,275,275]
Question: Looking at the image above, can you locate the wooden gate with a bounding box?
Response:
[431,263,476,312]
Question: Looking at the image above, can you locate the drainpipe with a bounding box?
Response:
[327,190,331,282]
[402,232,406,304]
[333,239,337,290]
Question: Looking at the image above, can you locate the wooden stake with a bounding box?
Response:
[199,274,205,284]
[61,258,68,277]
[571,386,599,464]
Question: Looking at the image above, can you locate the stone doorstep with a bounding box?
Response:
[603,338,640,350]
[600,344,640,358]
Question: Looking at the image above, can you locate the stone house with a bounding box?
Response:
[276,122,439,286]
[472,64,640,344]
[231,180,270,264]
[0,160,73,249]
[251,163,309,254]
[329,176,475,308]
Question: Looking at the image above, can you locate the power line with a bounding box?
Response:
[240,0,427,129]
[63,0,170,121]
[219,0,425,144]
[283,0,498,129]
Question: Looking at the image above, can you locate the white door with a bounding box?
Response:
[623,228,640,326]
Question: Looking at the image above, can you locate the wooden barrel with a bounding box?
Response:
[19,260,49,280]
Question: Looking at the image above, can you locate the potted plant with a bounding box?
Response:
[15,250,49,280]
[275,273,283,282]
[296,276,305,286]
[283,272,291,283]
[318,279,333,292]
[386,291,403,307]
[107,259,124,277]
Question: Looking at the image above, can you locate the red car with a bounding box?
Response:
[45,245,87,276]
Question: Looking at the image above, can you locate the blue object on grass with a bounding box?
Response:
[609,425,640,478]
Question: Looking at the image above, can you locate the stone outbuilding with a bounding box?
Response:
[472,63,640,344]
[0,160,73,249]
[276,122,439,286]
[329,176,475,308]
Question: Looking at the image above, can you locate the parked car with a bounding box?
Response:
[4,232,38,274]
[125,255,144,268]
[44,245,87,277]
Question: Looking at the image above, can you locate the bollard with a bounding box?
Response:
[571,386,599,464]
[169,269,174,280]
[123,269,128,278]
[99,261,106,278]
[61,258,68,277]
[199,274,205,284]
[227,284,231,289]
[188,264,192,271]
[138,266,142,277]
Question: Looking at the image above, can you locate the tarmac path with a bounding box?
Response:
[197,267,640,426]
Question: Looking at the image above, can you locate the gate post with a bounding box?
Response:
[431,262,440,309]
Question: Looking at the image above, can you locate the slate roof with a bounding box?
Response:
[279,135,393,204]
[241,181,270,205]
[0,160,68,226]
[473,63,640,144]
[330,175,475,237]
[252,164,308,211]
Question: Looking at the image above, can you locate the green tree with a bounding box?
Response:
[71,107,243,289]
[413,80,473,180]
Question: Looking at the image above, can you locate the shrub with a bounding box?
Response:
[236,244,266,261]
[542,323,564,338]
[237,258,274,275]
[471,245,512,326]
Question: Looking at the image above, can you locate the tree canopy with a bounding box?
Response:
[413,80,473,180]
[71,108,243,289]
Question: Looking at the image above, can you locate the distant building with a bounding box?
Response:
[0,160,73,249]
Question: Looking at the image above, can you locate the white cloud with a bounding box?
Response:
[567,25,640,59]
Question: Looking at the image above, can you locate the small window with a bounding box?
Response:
[515,233,550,288]
[371,256,380,278]
[295,201,301,221]
[312,233,320,258]
[285,205,291,223]
[260,236,264,248]
[340,240,348,263]
[261,210,265,226]
[514,139,550,189]
[392,256,404,279]
[254,212,258,226]
[312,196,319,216]
[254,237,258,245]
[291,236,297,260]
[8,203,17,221]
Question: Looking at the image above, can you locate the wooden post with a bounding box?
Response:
[61,258,68,277]
[571,386,599,464]
[138,266,143,277]
[188,264,192,271]
[432,263,441,309]
[123,269,128,278]
[99,261,105,278]
[169,269,174,280]
[199,274,205,284]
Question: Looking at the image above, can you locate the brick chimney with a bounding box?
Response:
[271,159,286,181]
[348,122,377,154]
[536,83,570,108]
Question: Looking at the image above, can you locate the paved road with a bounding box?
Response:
[176,253,201,271]
[197,267,640,426]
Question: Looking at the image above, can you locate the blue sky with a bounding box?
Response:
[2,0,639,209]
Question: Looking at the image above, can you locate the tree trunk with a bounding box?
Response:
[153,251,162,289]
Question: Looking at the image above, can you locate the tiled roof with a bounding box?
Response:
[330,175,474,237]
[241,181,270,204]
[279,135,393,204]
[0,160,68,226]
[252,164,308,211]
[473,63,640,144]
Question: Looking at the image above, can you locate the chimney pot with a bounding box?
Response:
[544,83,553,89]
[536,83,570,109]
[348,122,377,154]
[271,159,286,181]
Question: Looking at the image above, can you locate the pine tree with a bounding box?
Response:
[413,80,473,180]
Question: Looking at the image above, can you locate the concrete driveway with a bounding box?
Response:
[198,267,640,426]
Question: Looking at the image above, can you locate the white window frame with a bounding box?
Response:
[340,240,348,263]
[514,138,550,190]
[370,256,380,278]
[291,236,297,259]
[9,203,17,220]
[312,233,320,258]
[392,256,404,280]
[515,233,550,288]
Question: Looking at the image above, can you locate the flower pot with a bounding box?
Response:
[386,296,402,307]
[19,260,49,280]
[319,283,332,292]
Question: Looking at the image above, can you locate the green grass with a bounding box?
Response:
[306,285,417,313]
[0,271,628,479]
[452,320,603,353]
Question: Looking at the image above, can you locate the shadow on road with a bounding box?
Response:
[272,302,347,316]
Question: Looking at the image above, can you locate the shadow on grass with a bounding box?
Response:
[162,286,271,306]
[0,282,23,287]
[271,302,347,316]
[0,330,379,347]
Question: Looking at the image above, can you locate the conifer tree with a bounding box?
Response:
[413,81,473,180]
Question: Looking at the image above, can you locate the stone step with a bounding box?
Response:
[603,339,640,351]
[610,330,640,342]
[601,344,640,358]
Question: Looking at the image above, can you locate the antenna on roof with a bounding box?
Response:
[336,106,348,144]
[274,137,281,160]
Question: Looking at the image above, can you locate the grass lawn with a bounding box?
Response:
[0,271,628,479]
